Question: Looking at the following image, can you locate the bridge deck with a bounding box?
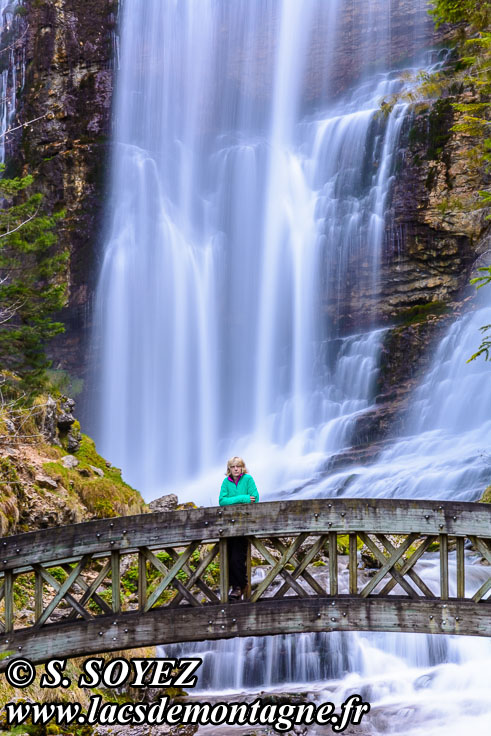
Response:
[0,498,490,667]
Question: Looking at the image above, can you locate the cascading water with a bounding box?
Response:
[164,297,491,731]
[303,293,491,502]
[94,0,430,505]
[0,0,21,164]
[93,0,490,732]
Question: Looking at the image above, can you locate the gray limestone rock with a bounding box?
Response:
[149,494,179,512]
[61,455,79,469]
[35,475,58,490]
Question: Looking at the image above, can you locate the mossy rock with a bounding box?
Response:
[480,486,491,504]
[394,301,449,327]
[43,435,147,519]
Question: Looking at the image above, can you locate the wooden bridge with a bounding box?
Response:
[0,498,490,669]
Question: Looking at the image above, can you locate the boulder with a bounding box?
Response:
[35,475,58,490]
[57,411,75,431]
[67,431,81,453]
[61,455,79,469]
[149,494,179,512]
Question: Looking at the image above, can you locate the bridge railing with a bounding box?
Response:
[0,498,490,665]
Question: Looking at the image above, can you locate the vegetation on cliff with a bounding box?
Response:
[0,170,67,397]
[430,0,489,30]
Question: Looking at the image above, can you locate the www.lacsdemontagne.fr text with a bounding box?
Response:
[6,694,370,733]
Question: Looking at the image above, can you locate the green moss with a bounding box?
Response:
[336,534,364,554]
[13,574,35,609]
[394,301,449,327]
[43,435,146,519]
[427,98,454,161]
[0,458,24,497]
[480,486,491,503]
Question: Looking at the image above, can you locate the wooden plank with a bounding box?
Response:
[1,597,490,670]
[274,535,326,598]
[374,534,421,599]
[34,558,92,627]
[165,545,219,605]
[469,535,491,565]
[264,537,310,599]
[456,537,465,599]
[379,536,436,599]
[349,533,357,595]
[66,561,112,619]
[0,582,4,633]
[138,552,147,611]
[141,547,200,609]
[250,535,308,602]
[4,571,12,634]
[219,538,228,604]
[245,539,251,601]
[329,532,338,596]
[440,534,448,601]
[358,533,418,598]
[376,534,436,598]
[472,576,491,603]
[35,565,93,623]
[35,570,43,622]
[1,498,490,573]
[111,551,121,614]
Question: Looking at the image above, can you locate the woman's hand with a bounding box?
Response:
[250,496,256,503]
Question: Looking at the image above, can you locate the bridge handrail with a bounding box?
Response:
[0,498,490,666]
[0,498,490,575]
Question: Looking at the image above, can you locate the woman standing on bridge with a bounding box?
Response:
[219,456,259,601]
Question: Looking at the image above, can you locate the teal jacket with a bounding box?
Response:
[219,474,259,506]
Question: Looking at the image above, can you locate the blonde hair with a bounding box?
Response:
[226,456,248,476]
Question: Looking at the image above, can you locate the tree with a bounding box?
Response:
[430,0,489,30]
[0,168,67,397]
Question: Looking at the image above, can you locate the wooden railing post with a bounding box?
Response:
[349,533,358,595]
[219,538,229,603]
[138,551,147,611]
[245,538,251,600]
[34,570,43,624]
[111,551,121,614]
[440,534,448,601]
[4,571,13,634]
[329,532,338,596]
[456,537,465,599]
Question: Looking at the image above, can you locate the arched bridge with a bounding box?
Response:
[0,498,490,669]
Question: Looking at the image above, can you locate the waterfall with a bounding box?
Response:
[94,0,430,504]
[305,294,491,501]
[0,0,21,164]
[93,1,491,732]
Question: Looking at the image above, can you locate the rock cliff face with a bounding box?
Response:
[5,0,117,376]
[327,85,490,467]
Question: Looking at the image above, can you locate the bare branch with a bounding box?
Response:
[0,203,41,238]
[0,113,48,142]
[0,24,28,55]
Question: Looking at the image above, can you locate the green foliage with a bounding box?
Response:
[45,369,84,398]
[0,168,67,398]
[480,486,491,503]
[43,434,146,519]
[468,267,491,362]
[429,0,490,30]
